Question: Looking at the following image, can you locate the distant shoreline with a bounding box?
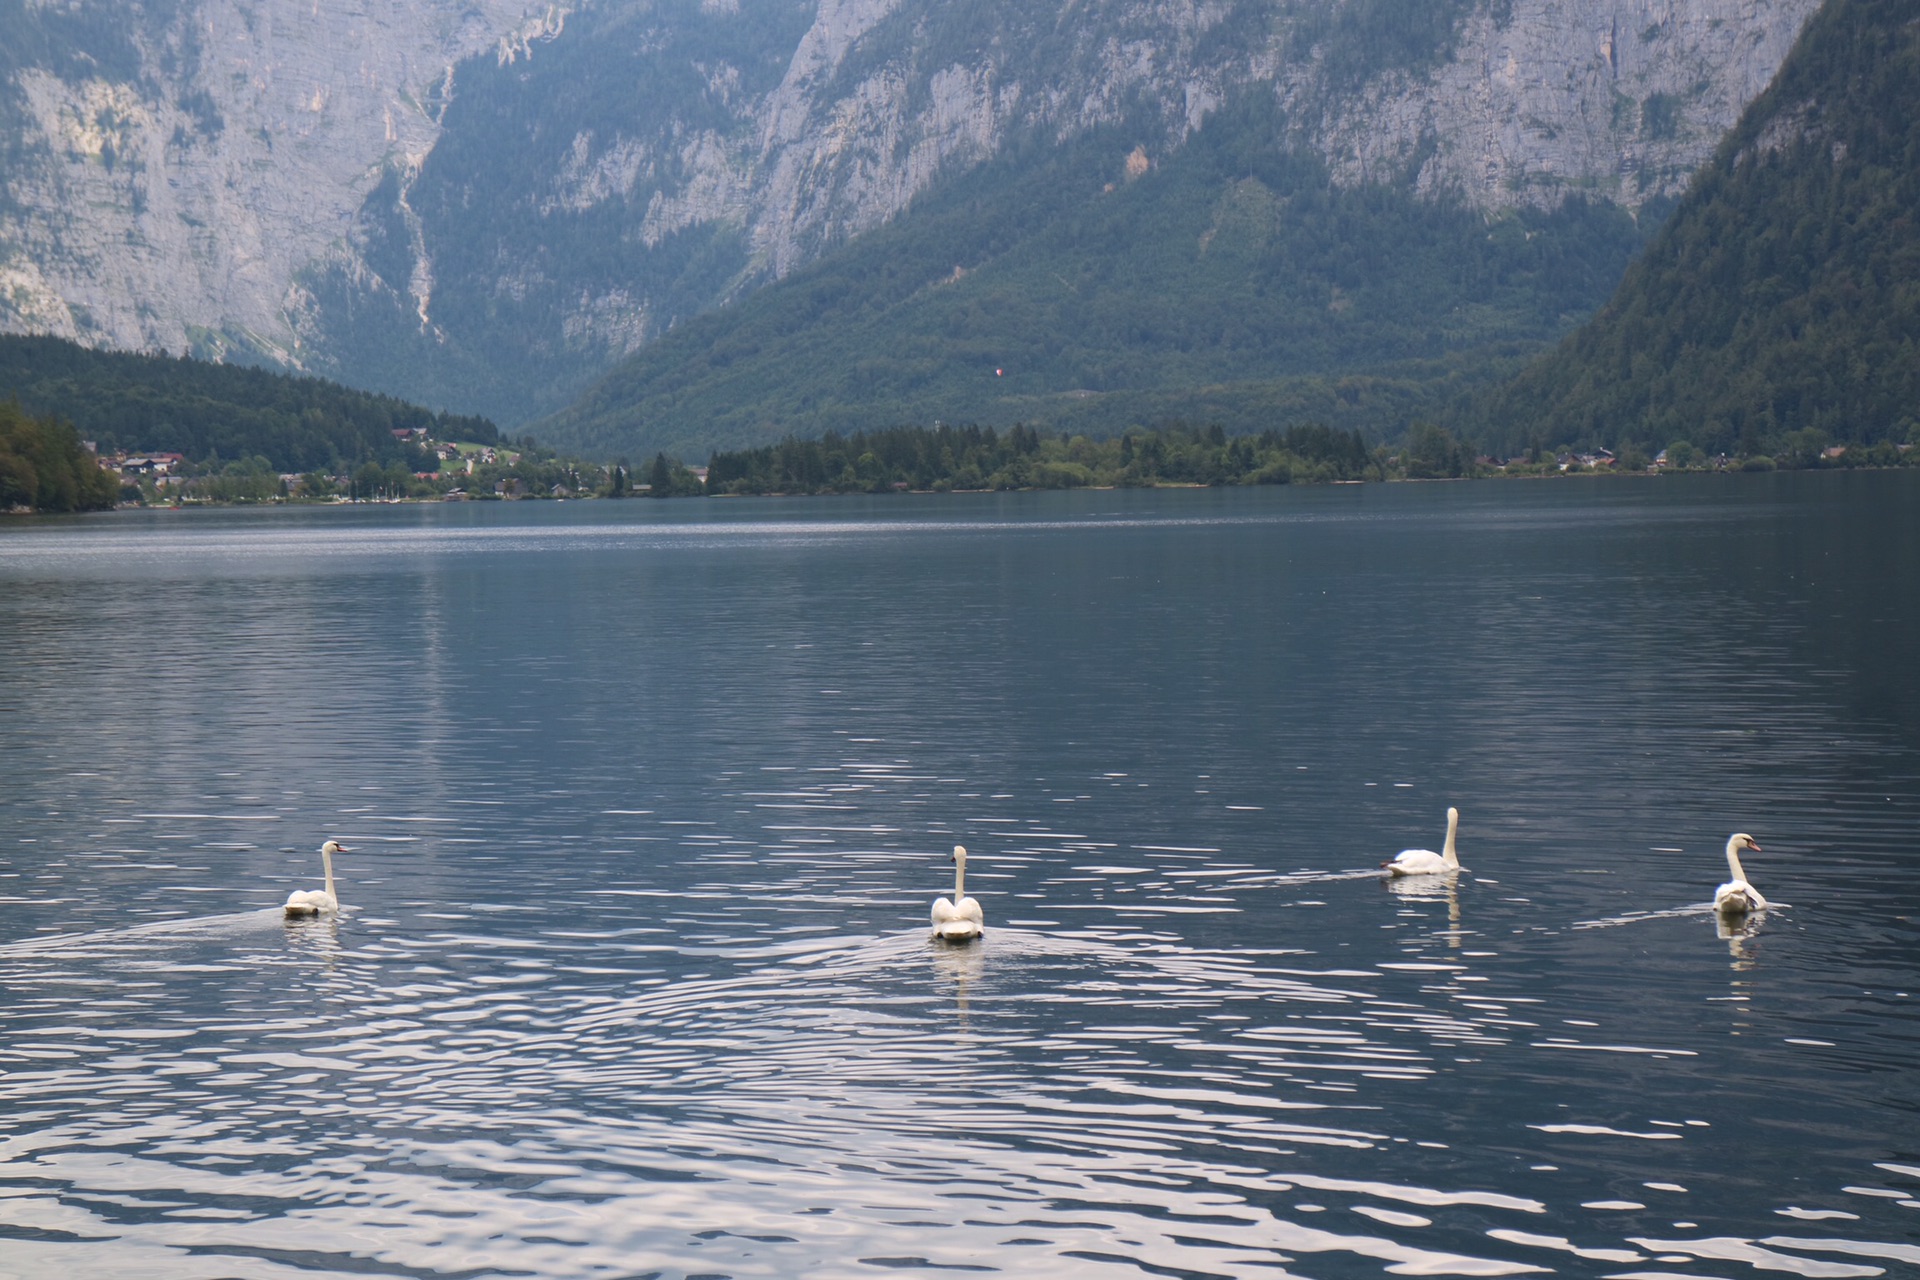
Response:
[7,459,1905,517]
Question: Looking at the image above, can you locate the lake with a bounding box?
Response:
[1,473,1916,1278]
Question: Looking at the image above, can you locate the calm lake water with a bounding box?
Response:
[1,474,1917,1279]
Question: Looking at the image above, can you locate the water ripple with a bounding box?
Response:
[4,481,1918,1276]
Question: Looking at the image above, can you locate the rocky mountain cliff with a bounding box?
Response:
[0,0,565,362]
[1475,0,1920,457]
[1,0,1820,428]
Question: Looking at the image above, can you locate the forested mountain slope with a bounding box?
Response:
[0,335,499,474]
[538,93,1648,460]
[1476,0,1920,458]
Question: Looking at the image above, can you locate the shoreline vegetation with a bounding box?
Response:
[7,412,1914,515]
[691,421,1908,494]
[1,402,121,513]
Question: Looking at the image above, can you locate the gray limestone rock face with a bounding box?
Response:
[0,0,566,360]
[1292,0,1817,207]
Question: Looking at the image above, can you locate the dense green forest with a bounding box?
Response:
[539,88,1653,461]
[0,335,502,474]
[691,411,1912,498]
[0,401,119,512]
[1474,0,1920,459]
[703,422,1384,494]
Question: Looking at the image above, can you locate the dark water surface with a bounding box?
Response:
[1,474,1916,1278]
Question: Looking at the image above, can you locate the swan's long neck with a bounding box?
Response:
[323,847,337,902]
[1724,839,1747,884]
[952,847,967,900]
[1442,808,1459,868]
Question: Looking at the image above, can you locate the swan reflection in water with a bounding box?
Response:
[282,907,347,969]
[929,928,986,1019]
[1397,875,1466,948]
[1386,868,1463,949]
[1716,905,1766,970]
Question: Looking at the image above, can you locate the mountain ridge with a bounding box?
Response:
[1,0,1820,428]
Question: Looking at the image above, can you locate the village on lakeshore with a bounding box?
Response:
[65,426,1914,510]
[76,428,626,505]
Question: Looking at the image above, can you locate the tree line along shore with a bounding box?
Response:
[8,406,1915,515]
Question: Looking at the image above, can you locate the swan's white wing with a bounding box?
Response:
[932,896,983,940]
[1385,849,1454,876]
[284,889,337,915]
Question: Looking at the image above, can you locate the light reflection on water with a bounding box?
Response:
[2,476,1918,1278]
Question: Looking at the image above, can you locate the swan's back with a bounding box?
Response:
[1713,879,1766,915]
[284,889,337,917]
[1384,848,1451,877]
[932,894,983,941]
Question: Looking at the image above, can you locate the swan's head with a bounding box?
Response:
[951,844,967,864]
[1728,833,1761,854]
[321,840,347,855]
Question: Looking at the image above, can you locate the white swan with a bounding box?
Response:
[284,840,346,917]
[1383,807,1461,877]
[1712,833,1767,916]
[931,844,984,943]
